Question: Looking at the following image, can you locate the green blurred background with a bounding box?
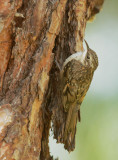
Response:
[49,0,118,159]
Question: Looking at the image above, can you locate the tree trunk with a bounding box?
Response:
[0,0,104,159]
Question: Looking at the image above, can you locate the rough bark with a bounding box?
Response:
[0,0,104,159]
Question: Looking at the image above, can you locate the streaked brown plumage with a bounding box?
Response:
[61,41,98,151]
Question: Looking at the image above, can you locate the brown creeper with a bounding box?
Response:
[61,40,98,151]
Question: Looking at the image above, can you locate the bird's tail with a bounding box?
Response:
[63,103,78,152]
[78,109,81,122]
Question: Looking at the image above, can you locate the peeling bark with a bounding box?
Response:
[0,0,104,159]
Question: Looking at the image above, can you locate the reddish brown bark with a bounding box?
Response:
[0,0,104,159]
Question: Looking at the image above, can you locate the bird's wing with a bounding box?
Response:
[62,60,93,120]
[62,60,93,151]
[62,77,78,112]
[62,60,87,112]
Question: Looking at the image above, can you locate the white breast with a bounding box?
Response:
[63,41,87,68]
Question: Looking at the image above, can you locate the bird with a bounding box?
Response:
[61,40,98,151]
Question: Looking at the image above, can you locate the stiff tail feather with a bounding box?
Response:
[78,109,81,122]
[63,103,78,152]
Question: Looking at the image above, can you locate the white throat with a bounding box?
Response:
[63,41,87,68]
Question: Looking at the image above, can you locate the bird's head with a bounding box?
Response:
[83,40,98,71]
[62,40,98,71]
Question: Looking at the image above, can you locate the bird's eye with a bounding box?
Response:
[87,55,90,59]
